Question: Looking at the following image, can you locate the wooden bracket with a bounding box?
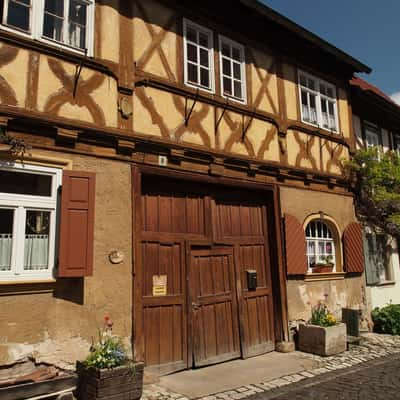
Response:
[248,162,260,176]
[56,128,79,146]
[117,139,135,156]
[215,100,229,131]
[242,109,256,141]
[169,148,185,164]
[0,116,11,130]
[209,157,224,176]
[184,90,199,126]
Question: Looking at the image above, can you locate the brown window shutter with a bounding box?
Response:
[284,214,308,275]
[58,171,96,277]
[343,222,365,273]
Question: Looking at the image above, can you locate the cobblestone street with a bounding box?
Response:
[250,353,400,400]
[143,334,400,400]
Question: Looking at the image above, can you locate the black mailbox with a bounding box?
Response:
[246,270,257,291]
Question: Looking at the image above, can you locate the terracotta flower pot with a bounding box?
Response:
[76,361,144,400]
[311,263,334,273]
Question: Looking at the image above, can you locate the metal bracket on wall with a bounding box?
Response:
[184,90,199,126]
[242,109,256,141]
[215,100,229,131]
[73,48,88,98]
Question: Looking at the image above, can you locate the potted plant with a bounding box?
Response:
[76,316,144,400]
[310,255,334,273]
[298,302,346,356]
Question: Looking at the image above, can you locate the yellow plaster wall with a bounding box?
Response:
[280,186,364,322]
[36,56,117,127]
[248,48,278,114]
[338,88,350,138]
[0,151,132,368]
[0,44,28,107]
[282,63,298,121]
[133,0,178,81]
[98,1,120,62]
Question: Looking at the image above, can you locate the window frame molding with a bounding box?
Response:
[298,69,340,134]
[218,34,247,104]
[182,17,215,95]
[0,161,62,282]
[303,214,343,275]
[0,0,95,56]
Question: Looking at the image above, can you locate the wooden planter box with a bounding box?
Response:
[298,323,346,356]
[310,263,334,273]
[76,361,144,400]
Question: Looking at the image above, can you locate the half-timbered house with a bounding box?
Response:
[351,77,400,310]
[0,0,370,374]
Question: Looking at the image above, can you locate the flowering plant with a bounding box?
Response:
[310,302,337,327]
[83,315,128,369]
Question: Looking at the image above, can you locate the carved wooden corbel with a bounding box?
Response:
[118,96,133,119]
[56,128,79,146]
[209,157,224,176]
[248,162,260,176]
[169,148,185,164]
[0,116,11,129]
[117,139,135,156]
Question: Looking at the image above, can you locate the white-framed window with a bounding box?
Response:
[1,0,94,55]
[298,70,339,133]
[393,133,400,154]
[365,125,380,149]
[183,18,214,93]
[0,162,62,282]
[305,220,336,273]
[219,35,246,103]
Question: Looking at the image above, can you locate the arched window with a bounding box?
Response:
[305,220,336,272]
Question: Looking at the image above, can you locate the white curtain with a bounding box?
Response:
[0,234,12,271]
[24,235,49,270]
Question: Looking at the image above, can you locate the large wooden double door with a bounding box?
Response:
[139,176,275,373]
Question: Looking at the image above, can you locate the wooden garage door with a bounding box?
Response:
[141,178,207,374]
[212,189,275,357]
[140,177,275,372]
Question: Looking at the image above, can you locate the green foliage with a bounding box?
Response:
[371,304,400,335]
[83,316,128,370]
[310,302,337,327]
[344,147,400,236]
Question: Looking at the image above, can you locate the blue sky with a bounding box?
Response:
[262,0,400,103]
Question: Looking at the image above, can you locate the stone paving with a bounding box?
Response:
[142,333,400,400]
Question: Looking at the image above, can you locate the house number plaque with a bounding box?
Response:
[152,275,167,296]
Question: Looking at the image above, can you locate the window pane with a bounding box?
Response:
[43,14,63,41]
[187,63,198,83]
[200,68,209,88]
[187,43,197,62]
[223,77,232,95]
[309,94,317,124]
[221,43,230,57]
[69,0,86,25]
[45,0,64,16]
[233,81,242,99]
[327,87,334,98]
[199,48,208,67]
[24,210,50,271]
[233,62,241,80]
[186,27,197,43]
[307,78,315,90]
[326,242,333,255]
[222,58,231,76]
[299,75,307,87]
[0,209,13,271]
[0,170,52,196]
[69,22,85,48]
[7,0,31,31]
[232,46,241,61]
[198,32,208,47]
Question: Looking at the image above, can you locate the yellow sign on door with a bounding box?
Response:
[152,275,167,296]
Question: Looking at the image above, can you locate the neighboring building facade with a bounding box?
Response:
[0,0,369,374]
[351,77,400,310]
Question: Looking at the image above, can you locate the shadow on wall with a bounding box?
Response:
[54,278,84,305]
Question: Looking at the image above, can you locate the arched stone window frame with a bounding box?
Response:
[303,214,343,274]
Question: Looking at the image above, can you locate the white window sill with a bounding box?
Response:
[300,118,339,135]
[304,272,345,282]
[373,280,396,287]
